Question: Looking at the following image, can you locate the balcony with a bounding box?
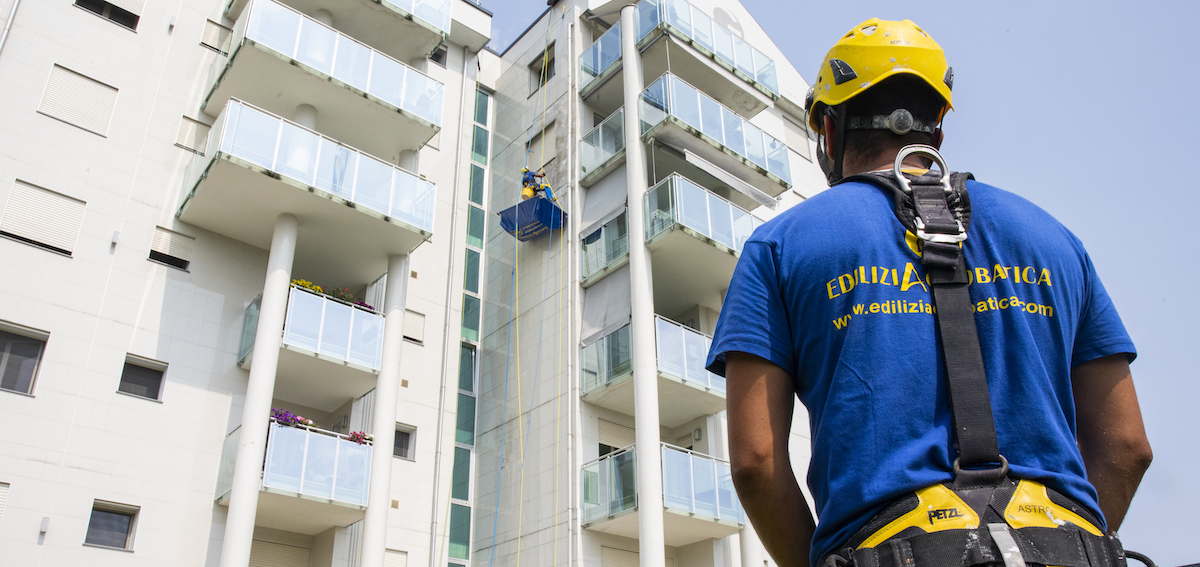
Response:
[580,0,778,118]
[581,213,629,286]
[582,443,743,546]
[640,74,791,196]
[179,100,435,286]
[580,108,626,188]
[645,174,760,314]
[224,0,451,60]
[239,286,383,411]
[216,421,372,534]
[202,0,444,158]
[580,319,724,427]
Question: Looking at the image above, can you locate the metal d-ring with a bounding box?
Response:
[894,144,950,195]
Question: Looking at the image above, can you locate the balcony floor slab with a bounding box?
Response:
[240,346,379,412]
[647,227,737,316]
[582,372,724,428]
[584,507,740,546]
[218,486,366,535]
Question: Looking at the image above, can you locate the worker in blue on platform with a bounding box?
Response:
[521,167,554,201]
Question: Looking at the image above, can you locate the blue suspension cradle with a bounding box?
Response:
[499,198,566,242]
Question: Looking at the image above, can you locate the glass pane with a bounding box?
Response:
[226,103,279,169]
[471,125,489,165]
[451,446,471,500]
[248,1,299,57]
[0,331,42,394]
[767,135,791,183]
[607,325,632,378]
[744,125,767,169]
[712,23,735,68]
[708,193,735,249]
[118,363,162,399]
[368,53,406,109]
[756,52,778,94]
[699,95,723,145]
[390,171,427,228]
[296,18,336,75]
[314,142,357,199]
[733,35,755,78]
[84,509,132,548]
[662,446,693,512]
[474,90,489,126]
[334,439,371,505]
[347,309,383,369]
[707,336,726,393]
[468,164,485,205]
[302,431,337,499]
[665,0,690,37]
[691,9,714,53]
[634,0,659,40]
[238,297,260,362]
[676,177,710,237]
[461,295,480,342]
[463,248,480,294]
[455,393,476,445]
[670,77,702,131]
[693,456,718,517]
[458,344,475,392]
[283,289,323,352]
[717,461,739,521]
[466,206,485,248]
[611,450,637,512]
[319,300,352,361]
[404,71,443,125]
[581,339,601,394]
[353,155,394,216]
[275,122,318,184]
[263,423,305,493]
[640,78,668,134]
[645,180,675,240]
[333,37,372,92]
[683,327,709,386]
[721,107,745,157]
[732,206,754,253]
[655,318,685,377]
[449,504,471,559]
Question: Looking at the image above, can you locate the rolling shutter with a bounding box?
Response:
[39,65,119,137]
[0,482,9,525]
[598,419,635,450]
[201,20,233,54]
[600,547,675,567]
[248,540,310,567]
[151,227,195,262]
[1,180,86,254]
[175,116,211,154]
[404,310,425,343]
[106,0,145,16]
[383,549,408,567]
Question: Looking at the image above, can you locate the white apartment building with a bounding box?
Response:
[0,0,824,565]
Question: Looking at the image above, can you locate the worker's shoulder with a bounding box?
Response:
[963,178,1081,242]
[749,181,893,245]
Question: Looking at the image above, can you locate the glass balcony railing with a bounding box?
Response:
[212,0,444,126]
[582,213,629,281]
[189,100,437,233]
[581,443,744,526]
[661,443,744,523]
[579,0,778,96]
[580,108,625,177]
[383,0,452,35]
[283,285,385,370]
[645,174,760,253]
[640,75,791,185]
[239,294,261,363]
[581,324,632,395]
[262,420,372,506]
[655,316,725,394]
[582,446,637,523]
[216,425,241,500]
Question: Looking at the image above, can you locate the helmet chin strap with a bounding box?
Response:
[818,107,849,185]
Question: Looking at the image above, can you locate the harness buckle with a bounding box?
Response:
[914,217,967,244]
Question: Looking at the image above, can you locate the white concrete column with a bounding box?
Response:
[312,8,333,26]
[294,104,318,129]
[220,213,299,567]
[621,4,666,566]
[360,254,411,567]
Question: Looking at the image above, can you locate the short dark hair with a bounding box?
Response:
[841,75,946,162]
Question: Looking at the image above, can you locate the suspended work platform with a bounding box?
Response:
[499,197,567,242]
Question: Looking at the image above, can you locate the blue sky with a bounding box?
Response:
[484,1,1200,563]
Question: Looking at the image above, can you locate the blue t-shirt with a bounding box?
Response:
[706,178,1134,565]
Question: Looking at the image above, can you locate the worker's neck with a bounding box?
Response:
[843,154,931,176]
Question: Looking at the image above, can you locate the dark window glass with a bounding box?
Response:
[463,248,480,295]
[448,504,471,559]
[393,429,412,459]
[75,0,139,30]
[458,344,474,392]
[118,362,163,400]
[461,296,480,342]
[451,446,470,500]
[468,164,485,205]
[471,126,488,165]
[0,329,45,395]
[474,90,489,126]
[466,206,485,249]
[149,250,189,270]
[430,46,448,67]
[84,508,134,548]
[455,394,475,445]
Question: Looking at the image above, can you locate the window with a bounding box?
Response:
[473,90,489,127]
[467,164,485,205]
[403,310,425,344]
[149,226,195,270]
[75,0,139,31]
[117,355,166,401]
[460,295,480,342]
[0,324,47,395]
[384,549,409,567]
[393,426,415,459]
[84,500,138,550]
[450,446,471,500]
[0,180,86,256]
[201,20,233,54]
[529,45,556,93]
[470,125,488,165]
[175,117,210,155]
[448,504,471,560]
[455,394,475,445]
[39,65,119,137]
[429,45,448,68]
[463,249,480,294]
[0,482,9,524]
[465,206,484,249]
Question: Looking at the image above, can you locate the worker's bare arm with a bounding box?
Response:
[1071,354,1152,533]
[726,352,816,567]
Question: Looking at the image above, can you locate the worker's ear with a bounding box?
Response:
[933,127,944,150]
[823,115,836,160]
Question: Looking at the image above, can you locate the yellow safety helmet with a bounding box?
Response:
[805,18,953,133]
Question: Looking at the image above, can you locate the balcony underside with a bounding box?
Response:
[647,227,737,315]
[583,33,771,119]
[240,346,378,413]
[219,486,366,535]
[178,155,429,289]
[647,142,768,212]
[584,507,741,546]
[644,118,789,198]
[580,147,626,189]
[202,42,438,157]
[225,0,445,59]
[581,372,726,428]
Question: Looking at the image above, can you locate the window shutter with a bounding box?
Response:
[39,65,119,136]
[106,0,145,16]
[383,549,408,567]
[175,116,211,154]
[151,226,195,261]
[1,180,86,254]
[598,419,635,450]
[529,122,557,168]
[202,20,233,53]
[601,547,640,567]
[404,310,425,343]
[0,482,8,524]
[248,541,310,567]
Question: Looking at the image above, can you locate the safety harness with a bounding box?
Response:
[821,145,1129,567]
